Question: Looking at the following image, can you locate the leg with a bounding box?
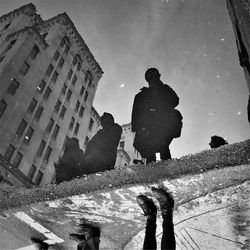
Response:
[160,137,173,161]
[136,195,157,250]
[152,187,176,250]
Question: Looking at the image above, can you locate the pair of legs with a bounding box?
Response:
[137,187,176,250]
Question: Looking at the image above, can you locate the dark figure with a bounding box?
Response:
[137,187,176,250]
[133,159,144,165]
[209,135,228,149]
[70,223,101,250]
[132,68,182,163]
[55,137,85,183]
[82,112,122,174]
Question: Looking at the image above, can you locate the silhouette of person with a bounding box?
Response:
[137,187,176,250]
[209,135,228,149]
[132,68,182,163]
[55,137,85,183]
[82,112,122,174]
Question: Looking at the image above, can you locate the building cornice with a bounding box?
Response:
[0,3,42,24]
[6,25,48,49]
[91,107,101,120]
[39,13,103,76]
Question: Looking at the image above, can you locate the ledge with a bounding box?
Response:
[0,139,249,212]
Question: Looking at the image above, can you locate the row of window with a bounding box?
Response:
[4,144,44,185]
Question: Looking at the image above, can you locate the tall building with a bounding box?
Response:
[0,4,103,186]
[116,123,144,167]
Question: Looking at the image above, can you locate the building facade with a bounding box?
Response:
[0,4,103,186]
[116,123,144,167]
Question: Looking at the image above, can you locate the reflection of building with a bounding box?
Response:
[115,123,144,168]
[0,4,103,186]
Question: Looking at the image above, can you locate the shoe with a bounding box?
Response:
[30,238,49,250]
[136,194,157,217]
[70,223,101,242]
[151,187,174,216]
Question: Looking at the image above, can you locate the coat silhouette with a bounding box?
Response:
[132,68,182,163]
[82,112,122,174]
[55,137,84,183]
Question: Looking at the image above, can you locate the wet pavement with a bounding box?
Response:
[0,165,249,249]
[126,180,250,250]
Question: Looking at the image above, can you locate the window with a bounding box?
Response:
[13,151,23,168]
[119,141,125,149]
[69,117,75,130]
[3,23,11,30]
[46,118,54,133]
[79,106,84,117]
[53,50,60,61]
[37,140,46,156]
[58,57,65,68]
[77,62,81,71]
[66,89,72,102]
[59,106,66,119]
[84,136,89,147]
[7,79,19,95]
[35,171,43,185]
[75,100,80,112]
[64,44,69,54]
[51,71,58,83]
[60,38,66,47]
[16,119,28,137]
[73,56,77,65]
[73,122,80,135]
[80,86,85,96]
[4,144,15,161]
[23,126,34,144]
[85,71,93,87]
[43,87,51,100]
[28,165,36,180]
[0,99,7,118]
[28,98,37,113]
[84,91,88,102]
[54,100,61,113]
[43,146,52,162]
[0,56,5,63]
[29,45,40,59]
[34,106,43,121]
[5,39,17,52]
[37,80,46,93]
[45,64,54,77]
[67,69,73,80]
[71,75,77,86]
[61,83,67,95]
[19,61,30,75]
[88,118,94,131]
[52,124,60,140]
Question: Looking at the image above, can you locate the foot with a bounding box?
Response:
[151,187,174,217]
[30,238,49,250]
[136,194,157,218]
[70,223,101,242]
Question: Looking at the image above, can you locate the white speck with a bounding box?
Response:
[237,111,242,116]
[216,75,220,78]
[203,54,207,57]
[120,83,125,88]
[208,112,213,116]
[221,38,225,41]
[184,51,188,55]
